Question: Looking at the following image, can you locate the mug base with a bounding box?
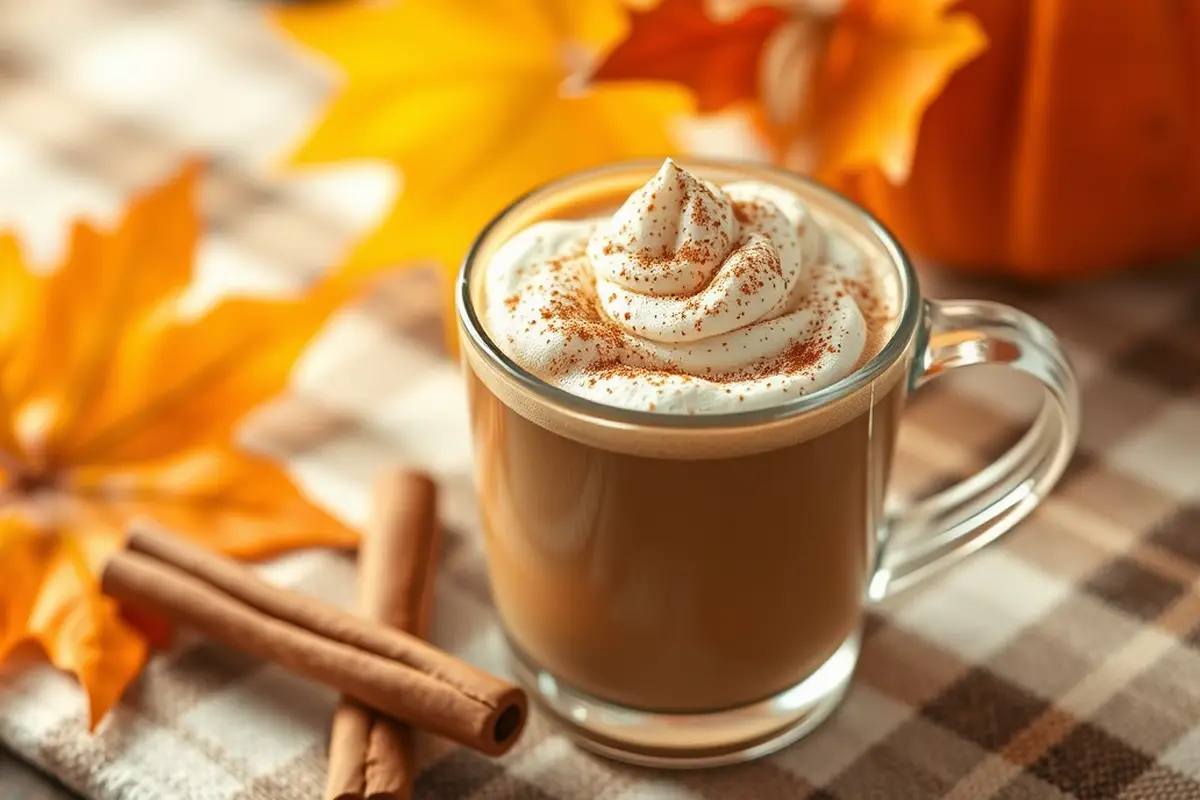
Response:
[508,630,860,769]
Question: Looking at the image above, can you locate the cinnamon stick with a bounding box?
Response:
[326,469,441,800]
[101,521,526,757]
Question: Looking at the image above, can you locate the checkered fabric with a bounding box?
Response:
[2,0,1200,798]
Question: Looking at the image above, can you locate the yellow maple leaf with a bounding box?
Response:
[758,0,987,183]
[272,0,694,344]
[0,164,357,727]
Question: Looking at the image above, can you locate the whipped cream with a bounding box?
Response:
[484,160,894,414]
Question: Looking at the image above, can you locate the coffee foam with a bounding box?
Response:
[463,160,911,459]
[465,343,910,460]
[483,160,898,416]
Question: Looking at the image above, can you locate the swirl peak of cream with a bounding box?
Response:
[484,160,896,414]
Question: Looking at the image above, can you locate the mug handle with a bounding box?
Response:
[870,298,1082,601]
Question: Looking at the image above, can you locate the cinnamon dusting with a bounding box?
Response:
[488,161,899,412]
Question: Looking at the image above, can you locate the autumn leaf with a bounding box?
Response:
[271,0,693,346]
[593,0,789,112]
[593,0,986,184]
[0,164,356,727]
[784,0,987,182]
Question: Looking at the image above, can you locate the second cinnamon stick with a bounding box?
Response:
[326,469,442,800]
[102,522,526,757]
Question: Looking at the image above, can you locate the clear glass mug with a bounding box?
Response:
[457,159,1080,767]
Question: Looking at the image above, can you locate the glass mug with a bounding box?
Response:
[457,159,1080,767]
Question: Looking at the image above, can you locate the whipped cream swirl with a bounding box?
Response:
[484,159,891,414]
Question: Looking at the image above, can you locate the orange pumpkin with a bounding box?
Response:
[836,0,1200,279]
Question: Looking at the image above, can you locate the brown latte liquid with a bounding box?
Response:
[463,166,911,712]
[469,370,905,710]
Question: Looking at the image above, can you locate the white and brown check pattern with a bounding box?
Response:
[2,0,1200,798]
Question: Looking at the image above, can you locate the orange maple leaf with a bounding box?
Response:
[594,0,986,183]
[0,164,357,727]
[779,0,988,182]
[593,0,789,113]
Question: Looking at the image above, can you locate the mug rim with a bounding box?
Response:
[456,157,922,430]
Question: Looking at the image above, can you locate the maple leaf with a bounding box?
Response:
[592,0,789,112]
[593,0,986,183]
[0,164,356,727]
[781,0,987,182]
[271,0,693,345]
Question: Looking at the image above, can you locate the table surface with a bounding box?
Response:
[0,749,76,800]
[2,1,1200,799]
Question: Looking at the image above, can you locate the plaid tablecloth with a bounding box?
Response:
[2,1,1200,798]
